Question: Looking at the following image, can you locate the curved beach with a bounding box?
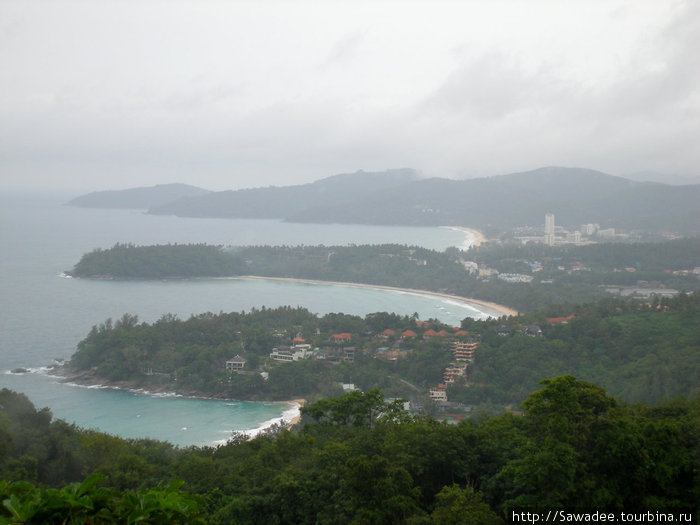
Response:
[234,276,518,317]
[441,226,487,248]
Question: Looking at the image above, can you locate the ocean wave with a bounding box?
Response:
[63,381,111,390]
[439,226,477,250]
[129,389,183,398]
[6,365,57,376]
[209,401,302,447]
[57,272,73,279]
[440,298,481,313]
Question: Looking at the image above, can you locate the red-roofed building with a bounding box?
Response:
[423,329,439,338]
[547,315,575,324]
[436,330,449,337]
[331,333,352,342]
[454,330,469,337]
[293,337,306,344]
[381,329,396,337]
[401,330,417,339]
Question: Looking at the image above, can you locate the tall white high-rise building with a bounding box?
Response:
[544,213,555,245]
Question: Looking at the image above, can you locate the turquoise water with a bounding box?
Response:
[0,192,486,446]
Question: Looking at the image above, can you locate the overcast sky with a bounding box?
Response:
[1,0,698,192]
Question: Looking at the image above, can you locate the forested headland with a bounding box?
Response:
[1,378,697,523]
[64,292,699,411]
[67,237,700,312]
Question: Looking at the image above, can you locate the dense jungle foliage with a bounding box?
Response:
[67,293,699,411]
[1,378,698,523]
[69,243,246,279]
[454,292,700,408]
[68,238,699,312]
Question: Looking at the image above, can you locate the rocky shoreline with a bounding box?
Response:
[49,363,303,406]
[46,363,305,432]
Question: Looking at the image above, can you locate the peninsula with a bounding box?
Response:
[66,238,700,313]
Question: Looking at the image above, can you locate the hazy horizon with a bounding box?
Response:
[2,1,699,193]
[3,165,699,200]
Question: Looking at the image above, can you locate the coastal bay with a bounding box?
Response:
[233,275,517,317]
[0,193,492,445]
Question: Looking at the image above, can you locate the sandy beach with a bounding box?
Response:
[442,226,487,248]
[286,398,306,427]
[235,275,518,317]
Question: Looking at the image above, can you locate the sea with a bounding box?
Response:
[0,191,493,447]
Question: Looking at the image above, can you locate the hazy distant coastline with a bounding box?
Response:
[65,168,700,235]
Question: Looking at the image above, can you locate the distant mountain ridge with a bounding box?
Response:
[147,167,699,234]
[66,183,210,209]
[148,168,418,219]
[67,168,699,233]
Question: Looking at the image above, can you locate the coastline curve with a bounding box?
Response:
[231,275,518,317]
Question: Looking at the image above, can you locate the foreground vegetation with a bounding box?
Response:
[1,377,698,523]
[68,238,700,312]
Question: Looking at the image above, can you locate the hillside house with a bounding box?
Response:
[225,355,247,372]
[330,333,352,343]
[377,329,396,340]
[316,346,355,363]
[451,340,480,361]
[496,325,510,336]
[443,363,467,384]
[523,325,543,337]
[270,344,312,362]
[429,384,448,402]
[423,329,439,339]
[374,347,410,361]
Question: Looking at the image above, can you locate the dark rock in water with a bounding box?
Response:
[11,367,29,374]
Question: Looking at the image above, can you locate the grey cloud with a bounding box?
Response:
[597,1,700,119]
[421,53,539,119]
[318,30,367,70]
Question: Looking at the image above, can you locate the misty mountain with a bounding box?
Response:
[66,183,211,209]
[146,167,699,234]
[148,169,418,219]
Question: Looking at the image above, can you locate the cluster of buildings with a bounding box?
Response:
[225,334,357,372]
[429,339,481,403]
[268,341,357,364]
[511,213,621,246]
[544,212,608,246]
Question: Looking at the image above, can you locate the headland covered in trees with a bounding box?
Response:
[66,237,700,312]
[55,290,699,413]
[59,238,700,409]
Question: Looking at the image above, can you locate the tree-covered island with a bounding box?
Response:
[67,237,700,312]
